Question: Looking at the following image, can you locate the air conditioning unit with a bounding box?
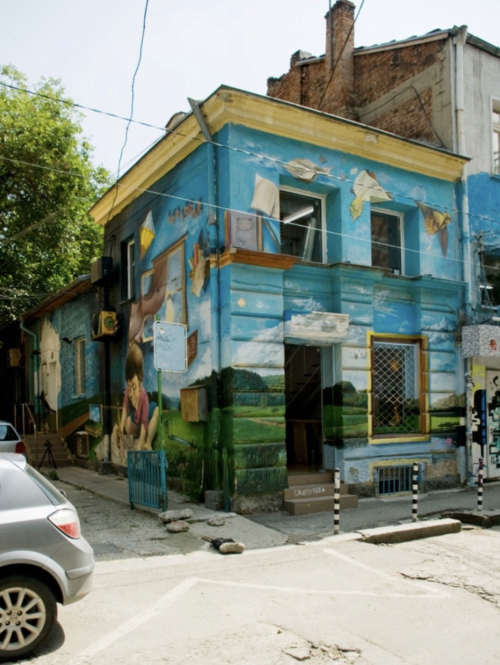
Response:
[90,256,113,285]
[98,311,117,336]
[7,348,22,367]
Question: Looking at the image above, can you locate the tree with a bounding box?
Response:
[0,65,110,325]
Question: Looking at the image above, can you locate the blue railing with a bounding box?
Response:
[128,450,168,511]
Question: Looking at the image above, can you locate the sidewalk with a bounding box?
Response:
[52,465,500,553]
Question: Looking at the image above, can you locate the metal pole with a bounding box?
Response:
[477,457,483,513]
[334,468,340,534]
[412,463,419,522]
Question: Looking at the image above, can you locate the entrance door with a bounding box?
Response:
[485,370,500,479]
[284,344,323,470]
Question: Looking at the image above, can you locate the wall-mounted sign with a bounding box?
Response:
[153,321,187,372]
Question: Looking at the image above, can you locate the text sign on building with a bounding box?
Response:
[153,321,187,372]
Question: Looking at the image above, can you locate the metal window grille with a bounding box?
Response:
[373,341,419,435]
[377,465,417,495]
[75,338,86,395]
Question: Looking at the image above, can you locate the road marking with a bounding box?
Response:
[74,577,198,662]
[72,550,448,661]
[323,548,448,597]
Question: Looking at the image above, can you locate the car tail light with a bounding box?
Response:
[48,508,81,539]
[15,441,26,455]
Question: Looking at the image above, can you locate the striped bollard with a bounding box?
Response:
[334,468,340,534]
[478,457,484,514]
[412,463,419,522]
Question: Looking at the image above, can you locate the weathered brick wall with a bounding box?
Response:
[354,40,446,105]
[267,56,325,109]
[360,87,437,145]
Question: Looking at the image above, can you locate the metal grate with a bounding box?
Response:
[377,465,417,496]
[373,341,419,435]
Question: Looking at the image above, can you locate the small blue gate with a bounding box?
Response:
[128,450,168,511]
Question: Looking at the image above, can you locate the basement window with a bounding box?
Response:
[279,190,324,262]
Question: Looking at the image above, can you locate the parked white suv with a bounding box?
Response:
[0,454,94,661]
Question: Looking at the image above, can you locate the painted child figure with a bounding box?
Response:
[117,342,159,451]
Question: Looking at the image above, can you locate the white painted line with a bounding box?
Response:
[323,548,448,597]
[74,577,199,662]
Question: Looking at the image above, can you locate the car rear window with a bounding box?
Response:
[0,425,18,442]
[25,465,68,505]
[0,465,51,510]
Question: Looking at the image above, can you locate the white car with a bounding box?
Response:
[0,420,25,455]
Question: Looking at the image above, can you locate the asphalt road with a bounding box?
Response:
[25,520,500,665]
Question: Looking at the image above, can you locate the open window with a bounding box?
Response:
[493,103,500,176]
[371,209,403,274]
[279,190,324,262]
[121,237,136,301]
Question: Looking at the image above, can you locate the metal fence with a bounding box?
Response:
[128,450,168,511]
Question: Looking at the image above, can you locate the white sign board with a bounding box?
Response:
[153,321,187,372]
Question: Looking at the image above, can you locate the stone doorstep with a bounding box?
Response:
[288,472,334,486]
[283,483,349,501]
[284,494,359,516]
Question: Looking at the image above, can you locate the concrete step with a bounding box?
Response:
[284,494,359,516]
[284,482,350,501]
[288,471,333,486]
[23,435,74,466]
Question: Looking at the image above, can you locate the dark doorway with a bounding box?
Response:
[284,344,323,470]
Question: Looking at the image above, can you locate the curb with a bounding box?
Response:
[442,510,500,528]
[356,518,462,544]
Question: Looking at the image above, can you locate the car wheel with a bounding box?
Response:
[0,575,57,661]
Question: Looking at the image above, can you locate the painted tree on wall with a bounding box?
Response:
[0,65,110,324]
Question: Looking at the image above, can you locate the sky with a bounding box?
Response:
[1,0,499,178]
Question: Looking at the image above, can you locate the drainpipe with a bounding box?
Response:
[454,26,474,484]
[20,319,39,458]
[187,98,226,506]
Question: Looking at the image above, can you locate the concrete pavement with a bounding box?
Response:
[50,465,500,553]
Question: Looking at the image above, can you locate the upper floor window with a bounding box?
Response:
[371,209,403,274]
[121,238,136,301]
[493,105,500,175]
[74,337,86,396]
[279,189,324,262]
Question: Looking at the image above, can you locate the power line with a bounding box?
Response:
[116,0,150,180]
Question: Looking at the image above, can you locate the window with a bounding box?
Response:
[480,250,500,307]
[493,105,500,175]
[279,190,324,262]
[75,337,86,395]
[371,338,424,437]
[371,210,402,274]
[121,238,136,301]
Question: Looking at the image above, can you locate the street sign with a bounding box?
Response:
[153,321,187,372]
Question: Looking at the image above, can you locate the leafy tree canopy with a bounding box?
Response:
[0,65,110,325]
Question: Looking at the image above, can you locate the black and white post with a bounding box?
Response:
[334,468,340,534]
[478,457,484,513]
[412,463,419,522]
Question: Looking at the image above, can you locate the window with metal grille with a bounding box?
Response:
[372,340,420,436]
[377,465,416,495]
[75,337,86,395]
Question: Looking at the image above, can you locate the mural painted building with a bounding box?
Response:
[268,0,500,484]
[81,85,468,510]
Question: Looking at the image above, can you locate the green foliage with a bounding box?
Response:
[0,66,110,324]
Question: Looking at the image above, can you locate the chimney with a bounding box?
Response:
[322,0,356,118]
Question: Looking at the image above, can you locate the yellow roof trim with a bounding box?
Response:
[90,87,468,226]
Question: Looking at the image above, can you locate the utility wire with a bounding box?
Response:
[116,0,150,180]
